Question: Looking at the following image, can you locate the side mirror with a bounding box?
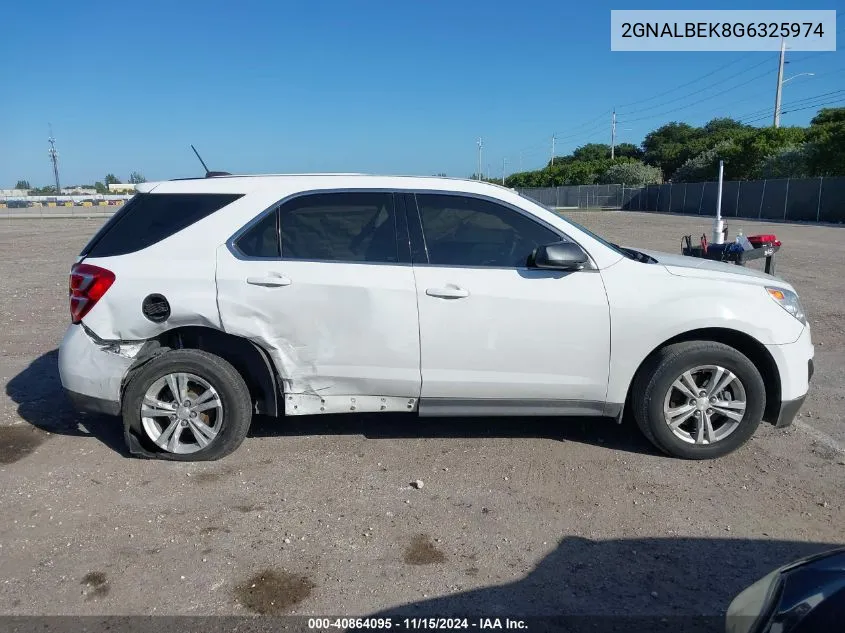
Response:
[531,241,589,271]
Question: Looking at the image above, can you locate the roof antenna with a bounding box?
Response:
[190,145,231,178]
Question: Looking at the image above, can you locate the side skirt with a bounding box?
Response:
[418,398,613,417]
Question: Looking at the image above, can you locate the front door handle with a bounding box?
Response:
[247,274,291,287]
[426,285,470,299]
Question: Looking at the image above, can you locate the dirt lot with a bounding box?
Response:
[0,213,843,622]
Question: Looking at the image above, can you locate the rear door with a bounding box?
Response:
[406,192,611,415]
[215,190,422,415]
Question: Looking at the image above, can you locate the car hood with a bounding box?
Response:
[635,249,784,285]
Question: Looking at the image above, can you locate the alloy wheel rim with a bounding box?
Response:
[140,372,223,454]
[662,364,747,445]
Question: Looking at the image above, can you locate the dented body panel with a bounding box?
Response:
[58,324,137,405]
[215,246,422,411]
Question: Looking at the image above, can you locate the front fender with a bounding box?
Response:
[601,259,804,404]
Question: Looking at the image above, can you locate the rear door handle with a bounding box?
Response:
[426,286,470,299]
[247,274,291,287]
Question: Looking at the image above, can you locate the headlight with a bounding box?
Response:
[726,569,783,633]
[766,287,807,325]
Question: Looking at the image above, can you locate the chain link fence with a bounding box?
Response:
[518,177,845,223]
[516,185,625,209]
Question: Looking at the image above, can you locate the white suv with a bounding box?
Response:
[58,174,814,461]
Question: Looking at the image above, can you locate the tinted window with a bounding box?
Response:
[234,209,280,258]
[415,194,560,267]
[81,193,242,258]
[280,192,398,263]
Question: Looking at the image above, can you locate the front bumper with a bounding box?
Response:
[58,324,135,416]
[773,358,814,429]
[65,389,121,416]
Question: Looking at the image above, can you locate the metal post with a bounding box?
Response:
[668,183,673,214]
[758,179,767,218]
[698,183,705,215]
[774,38,786,128]
[713,160,725,243]
[682,183,688,213]
[735,180,742,217]
[816,176,823,222]
[783,178,790,220]
[656,185,661,213]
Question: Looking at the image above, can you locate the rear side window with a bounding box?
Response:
[234,209,280,258]
[81,193,243,258]
[279,192,398,263]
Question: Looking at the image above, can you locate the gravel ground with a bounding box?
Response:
[0,213,843,621]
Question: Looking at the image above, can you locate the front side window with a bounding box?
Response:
[279,192,398,263]
[415,194,561,267]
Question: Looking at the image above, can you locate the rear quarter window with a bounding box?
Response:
[80,192,243,258]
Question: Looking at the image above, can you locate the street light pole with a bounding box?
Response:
[477,138,483,180]
[611,109,617,159]
[773,38,786,128]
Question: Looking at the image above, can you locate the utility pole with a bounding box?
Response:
[501,157,507,185]
[610,109,617,159]
[48,124,61,194]
[774,38,786,128]
[550,134,556,167]
[476,138,483,180]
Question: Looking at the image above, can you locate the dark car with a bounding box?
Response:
[727,547,845,633]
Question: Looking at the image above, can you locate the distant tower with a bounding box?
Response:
[48,125,61,193]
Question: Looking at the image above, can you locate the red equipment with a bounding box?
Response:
[748,234,782,248]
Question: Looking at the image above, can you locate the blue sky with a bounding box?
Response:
[1,0,842,186]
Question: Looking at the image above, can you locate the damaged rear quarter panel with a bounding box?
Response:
[80,254,222,340]
[78,191,281,341]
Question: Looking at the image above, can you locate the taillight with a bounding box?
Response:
[69,263,115,324]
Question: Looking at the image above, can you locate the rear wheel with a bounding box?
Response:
[632,341,766,459]
[122,349,252,461]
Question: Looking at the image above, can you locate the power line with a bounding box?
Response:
[616,65,776,124]
[514,109,611,158]
[740,98,845,124]
[617,56,773,117]
[735,89,845,122]
[616,54,756,109]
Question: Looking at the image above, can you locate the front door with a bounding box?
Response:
[407,193,611,416]
[216,191,421,415]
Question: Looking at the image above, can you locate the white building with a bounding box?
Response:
[108,183,137,193]
[61,187,98,195]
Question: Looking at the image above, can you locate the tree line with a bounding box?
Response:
[498,107,845,188]
[13,171,146,195]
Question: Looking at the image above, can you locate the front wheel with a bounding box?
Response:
[122,349,252,461]
[632,341,766,459]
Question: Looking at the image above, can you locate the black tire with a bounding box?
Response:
[631,341,766,459]
[122,349,252,461]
